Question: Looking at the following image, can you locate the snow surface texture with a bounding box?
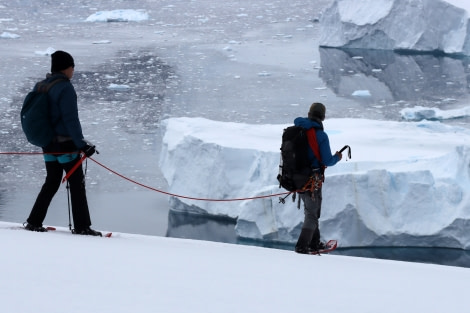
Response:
[2,221,469,313]
[160,117,470,248]
[319,0,470,55]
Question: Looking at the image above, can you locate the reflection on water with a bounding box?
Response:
[167,210,238,244]
[319,48,470,120]
[167,211,470,268]
[332,247,470,268]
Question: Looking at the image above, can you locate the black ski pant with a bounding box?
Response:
[27,156,91,230]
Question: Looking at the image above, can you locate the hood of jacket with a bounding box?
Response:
[294,116,323,130]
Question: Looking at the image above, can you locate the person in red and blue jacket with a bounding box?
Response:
[293,102,342,254]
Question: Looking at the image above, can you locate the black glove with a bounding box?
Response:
[82,144,96,158]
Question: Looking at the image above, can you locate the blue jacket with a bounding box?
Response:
[294,117,340,168]
[38,73,86,149]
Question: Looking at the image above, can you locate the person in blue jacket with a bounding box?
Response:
[294,102,342,253]
[24,50,101,236]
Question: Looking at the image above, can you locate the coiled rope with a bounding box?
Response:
[0,151,290,202]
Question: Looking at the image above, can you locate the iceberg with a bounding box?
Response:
[160,117,470,249]
[319,0,470,55]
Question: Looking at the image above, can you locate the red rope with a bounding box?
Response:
[1,151,290,202]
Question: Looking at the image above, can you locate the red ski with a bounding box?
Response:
[308,239,337,255]
[46,226,112,238]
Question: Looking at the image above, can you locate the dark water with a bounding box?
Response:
[167,211,470,268]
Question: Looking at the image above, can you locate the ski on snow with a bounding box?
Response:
[45,226,112,237]
[7,225,113,238]
[308,239,338,255]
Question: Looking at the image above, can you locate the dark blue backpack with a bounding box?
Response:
[277,126,312,192]
[20,79,64,147]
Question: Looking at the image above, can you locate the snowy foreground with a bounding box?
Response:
[1,221,469,313]
[160,117,470,248]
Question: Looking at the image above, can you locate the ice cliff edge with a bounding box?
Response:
[319,0,470,56]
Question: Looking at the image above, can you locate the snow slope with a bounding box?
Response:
[319,0,470,55]
[160,117,470,248]
[1,221,469,313]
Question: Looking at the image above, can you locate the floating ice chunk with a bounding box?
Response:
[92,40,111,44]
[108,84,131,90]
[85,10,149,22]
[34,47,56,56]
[401,106,438,121]
[352,90,371,97]
[0,32,20,39]
[400,105,470,121]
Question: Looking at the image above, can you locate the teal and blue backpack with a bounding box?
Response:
[20,79,64,147]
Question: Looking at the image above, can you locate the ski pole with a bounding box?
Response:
[66,180,72,230]
[62,153,87,183]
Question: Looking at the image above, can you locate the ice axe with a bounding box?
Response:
[339,145,351,160]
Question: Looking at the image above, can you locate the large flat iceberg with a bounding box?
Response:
[160,117,470,249]
[319,0,470,55]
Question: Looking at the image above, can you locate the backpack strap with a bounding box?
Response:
[36,78,66,93]
[306,128,322,165]
[36,78,67,132]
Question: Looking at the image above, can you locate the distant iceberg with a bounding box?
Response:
[319,0,470,56]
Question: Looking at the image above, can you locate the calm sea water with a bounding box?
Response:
[167,211,470,268]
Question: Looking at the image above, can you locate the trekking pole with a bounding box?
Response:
[62,144,99,183]
[279,192,293,204]
[66,180,72,231]
[62,153,87,183]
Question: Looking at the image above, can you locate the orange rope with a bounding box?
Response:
[1,151,290,202]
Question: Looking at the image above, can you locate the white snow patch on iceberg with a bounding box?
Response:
[338,0,393,26]
[160,117,470,249]
[445,0,470,12]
